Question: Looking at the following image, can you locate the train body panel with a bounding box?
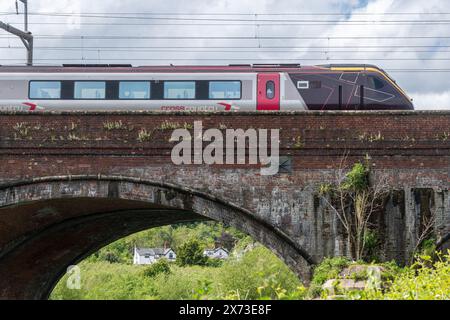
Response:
[0,64,414,112]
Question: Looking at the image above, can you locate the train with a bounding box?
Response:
[0,63,414,112]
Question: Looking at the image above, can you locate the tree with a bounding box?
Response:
[215,232,236,251]
[318,155,389,261]
[176,239,208,267]
[99,250,120,263]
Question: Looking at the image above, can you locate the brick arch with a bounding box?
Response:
[0,175,315,300]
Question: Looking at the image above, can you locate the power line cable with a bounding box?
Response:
[4,12,450,23]
[2,58,450,61]
[1,35,450,40]
[8,21,450,26]
[3,47,450,53]
[2,11,450,16]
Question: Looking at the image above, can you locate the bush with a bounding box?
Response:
[381,253,450,300]
[99,250,120,264]
[204,258,224,268]
[217,245,303,300]
[307,257,350,298]
[363,229,380,262]
[142,259,171,278]
[311,257,350,286]
[342,162,369,191]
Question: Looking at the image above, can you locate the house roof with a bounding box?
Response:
[204,247,229,254]
[135,248,173,256]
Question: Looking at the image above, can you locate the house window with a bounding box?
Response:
[169,253,174,259]
[29,81,61,99]
[74,81,106,99]
[144,255,150,258]
[164,81,195,99]
[209,81,241,99]
[119,81,150,99]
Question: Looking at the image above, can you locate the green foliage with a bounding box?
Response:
[308,257,351,298]
[382,253,450,300]
[176,239,208,267]
[51,238,304,300]
[378,260,403,282]
[217,245,303,300]
[352,252,450,300]
[51,262,154,300]
[363,229,380,262]
[311,257,351,286]
[318,183,333,196]
[204,258,224,268]
[142,259,171,278]
[348,270,368,281]
[192,280,214,300]
[50,218,449,301]
[100,250,120,264]
[419,238,437,257]
[342,162,369,191]
[87,222,244,265]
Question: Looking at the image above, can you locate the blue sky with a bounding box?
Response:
[0,0,449,110]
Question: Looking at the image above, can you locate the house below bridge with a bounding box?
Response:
[133,247,176,265]
[203,248,229,259]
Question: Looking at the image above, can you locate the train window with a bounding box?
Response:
[119,82,150,99]
[367,76,385,90]
[29,81,61,99]
[208,81,241,99]
[266,81,275,99]
[164,81,195,99]
[74,81,106,99]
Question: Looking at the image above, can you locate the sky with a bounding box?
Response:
[0,0,449,110]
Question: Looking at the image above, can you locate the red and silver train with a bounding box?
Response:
[0,63,414,112]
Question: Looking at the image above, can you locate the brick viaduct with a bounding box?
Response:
[0,110,449,299]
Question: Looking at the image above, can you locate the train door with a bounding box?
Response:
[257,73,280,110]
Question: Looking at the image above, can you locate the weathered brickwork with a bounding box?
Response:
[0,110,449,299]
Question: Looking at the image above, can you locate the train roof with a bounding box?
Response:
[0,63,388,74]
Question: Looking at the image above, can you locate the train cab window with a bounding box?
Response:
[367,76,385,90]
[29,81,61,99]
[208,81,241,99]
[119,81,150,99]
[74,81,106,99]
[164,81,195,99]
[266,81,275,99]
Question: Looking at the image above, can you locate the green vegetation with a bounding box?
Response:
[50,222,449,300]
[370,254,450,300]
[307,252,450,300]
[85,222,245,264]
[51,224,304,300]
[142,259,171,278]
[318,160,389,261]
[176,239,208,267]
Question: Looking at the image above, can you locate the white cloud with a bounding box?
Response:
[410,91,450,110]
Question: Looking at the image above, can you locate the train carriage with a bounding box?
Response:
[0,63,414,112]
